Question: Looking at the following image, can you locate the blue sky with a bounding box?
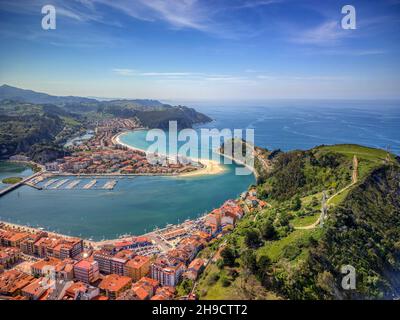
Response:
[0,0,399,101]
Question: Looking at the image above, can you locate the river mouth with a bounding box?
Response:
[0,132,255,241]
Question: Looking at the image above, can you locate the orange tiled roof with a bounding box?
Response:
[0,270,34,295]
[74,259,94,270]
[188,258,205,272]
[99,274,132,292]
[65,281,87,297]
[31,257,61,271]
[125,255,150,269]
[21,278,47,296]
[137,276,159,288]
[132,286,149,300]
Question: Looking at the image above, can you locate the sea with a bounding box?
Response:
[0,101,399,240]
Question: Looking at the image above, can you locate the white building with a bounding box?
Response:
[45,162,60,171]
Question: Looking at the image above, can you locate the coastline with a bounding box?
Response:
[113,131,226,177]
[0,215,205,250]
[0,131,254,245]
[0,220,97,247]
[214,148,259,180]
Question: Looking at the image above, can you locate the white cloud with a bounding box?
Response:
[235,0,282,9]
[112,68,348,85]
[290,21,350,46]
[140,72,197,77]
[112,68,137,76]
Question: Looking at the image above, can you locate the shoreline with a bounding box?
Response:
[0,215,205,249]
[0,220,97,247]
[113,131,226,177]
[0,131,254,245]
[213,148,258,180]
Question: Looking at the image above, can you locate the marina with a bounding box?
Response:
[65,180,81,189]
[83,179,97,189]
[3,102,397,240]
[19,174,123,191]
[102,180,117,190]
[43,178,58,188]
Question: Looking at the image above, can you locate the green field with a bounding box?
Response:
[291,213,320,228]
[1,176,23,184]
[196,264,241,300]
[318,144,394,179]
[257,229,322,262]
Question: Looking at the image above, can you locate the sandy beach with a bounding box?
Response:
[113,131,226,177]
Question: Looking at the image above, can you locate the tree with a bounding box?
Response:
[257,255,272,285]
[244,229,262,248]
[257,255,271,271]
[260,220,276,240]
[178,279,193,295]
[310,196,319,207]
[316,271,335,297]
[220,246,236,267]
[221,276,232,287]
[241,249,257,273]
[216,259,225,270]
[291,195,302,211]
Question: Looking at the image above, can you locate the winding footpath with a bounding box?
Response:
[295,155,358,230]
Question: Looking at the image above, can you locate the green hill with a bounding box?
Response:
[0,100,80,161]
[0,84,212,129]
[0,85,212,161]
[195,144,400,300]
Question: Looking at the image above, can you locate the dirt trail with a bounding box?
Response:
[295,156,358,230]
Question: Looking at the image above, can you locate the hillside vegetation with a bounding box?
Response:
[0,85,211,161]
[196,144,400,300]
[0,85,211,129]
[0,100,79,161]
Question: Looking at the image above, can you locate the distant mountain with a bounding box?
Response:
[0,86,211,128]
[0,100,81,161]
[0,85,212,161]
[0,84,97,105]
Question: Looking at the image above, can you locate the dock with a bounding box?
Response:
[0,171,43,198]
[43,179,58,188]
[102,180,117,190]
[65,180,81,189]
[29,176,45,185]
[24,182,43,190]
[83,180,97,189]
[51,179,69,189]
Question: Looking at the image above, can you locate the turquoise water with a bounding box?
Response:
[0,101,399,240]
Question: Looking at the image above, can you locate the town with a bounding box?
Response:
[0,189,267,300]
[43,118,201,176]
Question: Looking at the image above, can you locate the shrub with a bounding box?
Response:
[221,276,231,287]
[244,229,262,248]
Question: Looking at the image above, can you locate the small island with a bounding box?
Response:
[2,176,23,184]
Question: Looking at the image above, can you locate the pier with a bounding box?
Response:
[102,180,117,190]
[43,179,58,188]
[51,179,69,189]
[29,175,45,185]
[83,180,97,189]
[65,180,81,189]
[24,182,43,190]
